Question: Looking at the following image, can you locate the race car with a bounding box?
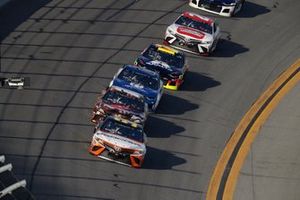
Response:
[91,86,148,125]
[0,77,29,89]
[189,0,245,17]
[134,44,188,90]
[109,65,163,112]
[164,11,221,55]
[89,116,147,168]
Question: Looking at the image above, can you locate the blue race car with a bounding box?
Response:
[109,65,163,112]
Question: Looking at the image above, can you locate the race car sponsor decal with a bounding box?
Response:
[157,47,176,55]
[130,82,144,89]
[101,132,142,146]
[146,60,171,70]
[182,11,213,25]
[177,26,205,40]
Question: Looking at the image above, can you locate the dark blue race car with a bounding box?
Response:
[134,44,188,90]
[109,65,163,112]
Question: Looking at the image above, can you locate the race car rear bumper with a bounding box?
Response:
[163,78,184,90]
[189,0,236,17]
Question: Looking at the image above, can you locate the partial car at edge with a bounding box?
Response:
[189,0,245,17]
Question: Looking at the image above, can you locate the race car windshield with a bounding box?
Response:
[118,67,159,90]
[143,46,184,69]
[101,118,144,142]
[103,90,145,112]
[175,16,212,34]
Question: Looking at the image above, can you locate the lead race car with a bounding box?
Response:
[109,65,163,112]
[134,44,188,90]
[89,116,147,168]
[91,86,148,125]
[164,11,220,55]
[189,0,245,17]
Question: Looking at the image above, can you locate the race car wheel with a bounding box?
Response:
[232,0,245,16]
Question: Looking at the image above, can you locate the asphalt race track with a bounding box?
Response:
[0,0,300,199]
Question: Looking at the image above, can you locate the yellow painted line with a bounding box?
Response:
[206,59,300,200]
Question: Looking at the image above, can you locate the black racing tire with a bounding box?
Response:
[232,0,245,16]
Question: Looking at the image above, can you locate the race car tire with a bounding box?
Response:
[232,0,245,16]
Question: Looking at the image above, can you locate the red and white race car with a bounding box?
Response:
[164,11,221,55]
[91,86,148,126]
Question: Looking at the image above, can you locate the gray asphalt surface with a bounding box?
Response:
[234,82,300,200]
[0,0,299,199]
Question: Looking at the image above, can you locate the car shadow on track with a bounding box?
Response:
[144,115,185,138]
[143,146,186,170]
[236,1,271,18]
[213,39,249,57]
[156,93,199,115]
[181,71,221,92]
[0,0,52,42]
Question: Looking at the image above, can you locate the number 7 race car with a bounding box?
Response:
[164,11,221,56]
[89,116,147,168]
[134,44,188,90]
[189,0,245,17]
[91,86,148,125]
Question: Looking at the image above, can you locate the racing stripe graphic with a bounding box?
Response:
[177,26,205,39]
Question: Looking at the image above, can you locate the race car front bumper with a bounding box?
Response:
[89,141,144,168]
[189,0,236,17]
[164,31,214,55]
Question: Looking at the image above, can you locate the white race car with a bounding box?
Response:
[164,11,220,56]
[0,77,29,89]
[189,0,245,17]
[89,116,147,168]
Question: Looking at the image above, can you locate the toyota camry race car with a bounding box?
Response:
[89,116,147,168]
[110,65,163,112]
[134,44,188,90]
[91,86,148,125]
[165,11,220,55]
[189,0,245,17]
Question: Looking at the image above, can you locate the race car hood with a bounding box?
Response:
[169,23,213,42]
[137,56,184,78]
[96,131,145,151]
[112,78,158,101]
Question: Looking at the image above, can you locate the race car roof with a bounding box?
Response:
[107,115,142,129]
[109,85,145,100]
[123,64,160,78]
[182,11,214,25]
